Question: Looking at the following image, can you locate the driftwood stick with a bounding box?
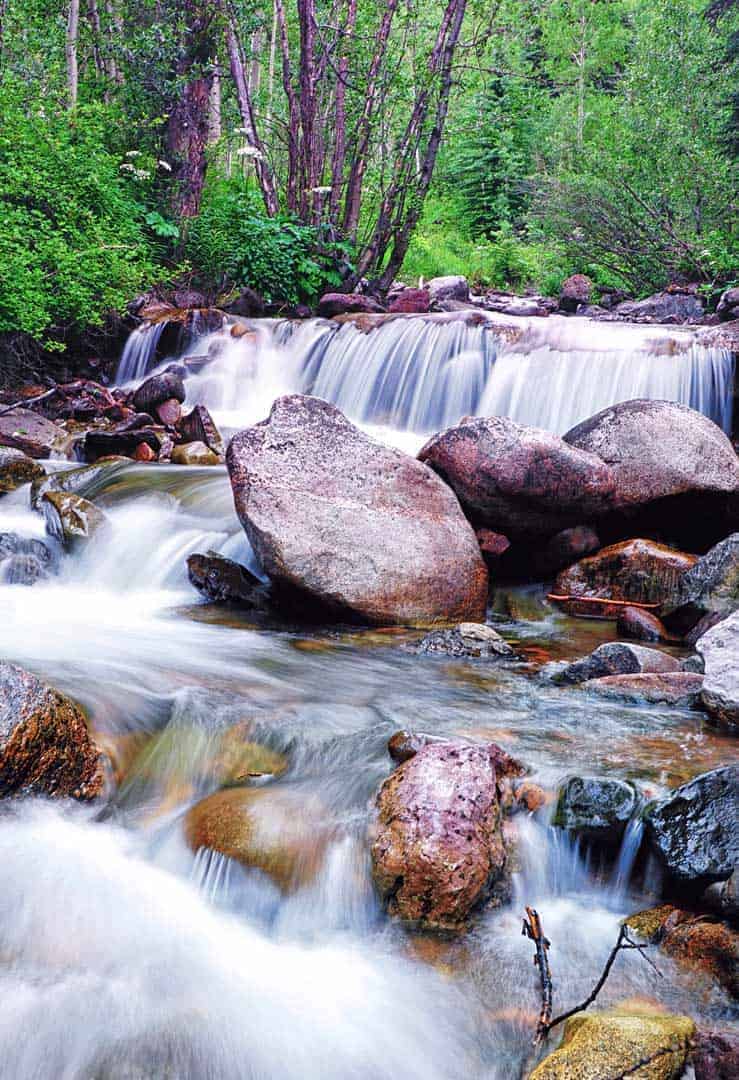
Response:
[522,906,553,1045]
[0,386,59,418]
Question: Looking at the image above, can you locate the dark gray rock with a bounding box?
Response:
[667,534,739,620]
[553,776,638,840]
[613,289,704,324]
[186,551,269,608]
[645,765,738,888]
[555,641,681,684]
[132,369,186,415]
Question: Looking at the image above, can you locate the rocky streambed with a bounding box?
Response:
[0,312,736,1079]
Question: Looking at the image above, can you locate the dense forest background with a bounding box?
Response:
[0,0,737,363]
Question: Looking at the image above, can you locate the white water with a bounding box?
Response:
[125,311,736,446]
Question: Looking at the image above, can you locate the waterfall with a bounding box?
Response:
[117,321,167,383]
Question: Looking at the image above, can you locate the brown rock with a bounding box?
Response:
[227,395,488,626]
[617,606,671,642]
[628,906,738,999]
[171,441,220,466]
[559,273,592,313]
[584,672,704,707]
[555,538,697,608]
[476,528,511,563]
[187,550,269,607]
[184,785,328,892]
[317,292,386,318]
[178,404,224,457]
[388,288,430,314]
[0,409,68,459]
[41,491,108,547]
[513,779,548,813]
[533,525,601,577]
[0,662,104,799]
[134,441,157,462]
[370,742,508,929]
[155,397,181,426]
[557,641,681,684]
[419,415,615,540]
[0,447,45,494]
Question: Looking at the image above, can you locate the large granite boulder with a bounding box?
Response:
[370,742,508,929]
[529,1007,694,1080]
[226,395,488,625]
[645,765,738,890]
[554,538,697,608]
[0,409,68,458]
[697,611,739,728]
[564,400,739,546]
[0,662,104,799]
[0,447,45,494]
[418,416,615,540]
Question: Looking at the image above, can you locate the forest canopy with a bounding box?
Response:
[0,0,737,355]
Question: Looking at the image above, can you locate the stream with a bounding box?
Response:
[0,311,736,1078]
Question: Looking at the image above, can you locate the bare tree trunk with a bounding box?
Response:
[329,0,357,221]
[267,0,278,123]
[104,0,123,84]
[66,0,80,107]
[166,2,215,218]
[87,0,104,79]
[208,61,222,144]
[223,6,280,215]
[274,0,302,211]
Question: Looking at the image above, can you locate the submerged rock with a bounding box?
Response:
[645,765,738,890]
[370,741,508,929]
[583,672,704,708]
[0,447,44,494]
[184,785,328,893]
[0,408,68,458]
[227,395,488,626]
[30,456,130,509]
[171,441,220,466]
[186,551,269,608]
[409,623,515,659]
[42,491,108,547]
[553,776,637,842]
[556,641,681,684]
[0,533,55,585]
[564,400,739,546]
[418,415,615,540]
[697,611,739,728]
[554,538,697,608]
[0,662,104,799]
[529,1006,694,1080]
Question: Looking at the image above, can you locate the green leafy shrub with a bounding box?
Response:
[0,90,163,348]
[187,179,354,305]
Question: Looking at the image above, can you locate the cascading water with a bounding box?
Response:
[117,320,168,382]
[137,311,735,447]
[1,306,735,1078]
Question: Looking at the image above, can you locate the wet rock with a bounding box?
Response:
[614,288,704,324]
[170,441,220,466]
[617,605,670,642]
[627,906,738,1000]
[42,491,108,547]
[155,397,181,426]
[387,730,448,765]
[533,525,601,578]
[645,765,738,890]
[0,662,104,799]
[371,741,508,929]
[564,400,739,546]
[223,286,266,317]
[427,275,469,304]
[388,288,430,314]
[555,538,697,608]
[84,429,161,463]
[131,369,186,417]
[559,273,592,313]
[227,395,488,626]
[184,785,328,892]
[410,623,515,659]
[690,1029,739,1080]
[701,869,739,922]
[134,441,157,462]
[317,292,385,317]
[31,458,130,510]
[668,534,739,623]
[556,641,681,684]
[716,287,739,322]
[513,779,548,813]
[697,611,739,728]
[681,653,705,673]
[0,447,45,494]
[584,672,704,708]
[187,551,269,608]
[178,404,224,457]
[553,776,638,842]
[529,1006,694,1080]
[482,292,554,317]
[0,408,68,459]
[418,415,615,540]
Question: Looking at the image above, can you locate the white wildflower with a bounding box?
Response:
[310,185,332,195]
[134,169,152,180]
[236,145,263,159]
[119,162,135,172]
[158,159,172,172]
[125,150,142,158]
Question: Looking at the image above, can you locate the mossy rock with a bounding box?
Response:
[529,1005,694,1080]
[42,490,108,547]
[0,447,45,494]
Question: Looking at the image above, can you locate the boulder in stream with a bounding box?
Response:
[0,662,104,799]
[427,275,469,304]
[617,605,671,642]
[613,287,704,323]
[131,368,186,416]
[626,906,738,1000]
[418,415,615,540]
[556,641,681,684]
[529,1006,694,1080]
[178,404,224,457]
[0,447,45,494]
[316,292,385,317]
[42,491,108,547]
[171,441,220,466]
[409,623,515,659]
[84,428,161,463]
[555,538,697,608]
[696,610,739,729]
[564,400,739,547]
[187,551,269,608]
[666,534,739,625]
[0,408,68,458]
[0,532,55,585]
[644,765,738,891]
[370,741,508,929]
[583,672,704,708]
[553,776,638,843]
[226,395,488,626]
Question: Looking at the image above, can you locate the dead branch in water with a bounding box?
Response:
[522,913,662,1047]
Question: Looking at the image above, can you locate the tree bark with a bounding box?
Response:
[329,0,357,220]
[66,0,80,107]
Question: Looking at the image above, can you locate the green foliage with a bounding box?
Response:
[187,178,354,305]
[0,88,164,347]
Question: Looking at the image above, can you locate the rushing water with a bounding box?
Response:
[1,311,736,1078]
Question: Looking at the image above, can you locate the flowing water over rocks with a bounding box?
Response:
[0,310,737,1078]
